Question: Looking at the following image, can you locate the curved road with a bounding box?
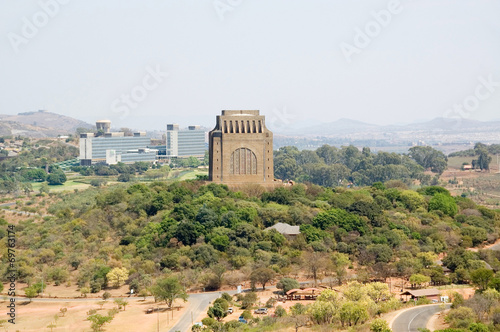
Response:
[169,291,236,332]
[392,304,451,332]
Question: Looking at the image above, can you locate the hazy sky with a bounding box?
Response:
[1,0,499,132]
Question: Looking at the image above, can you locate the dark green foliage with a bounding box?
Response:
[429,193,458,217]
[207,303,226,321]
[47,171,67,185]
[408,146,448,174]
[19,168,47,182]
[313,208,368,235]
[273,144,428,187]
[241,292,258,309]
[276,278,300,294]
[470,268,494,291]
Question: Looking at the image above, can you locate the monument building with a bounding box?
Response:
[209,110,274,185]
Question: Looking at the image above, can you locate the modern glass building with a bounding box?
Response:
[79,127,157,165]
[166,124,206,158]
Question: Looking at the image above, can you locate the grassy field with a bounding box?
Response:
[443,155,500,207]
[31,180,91,193]
[447,156,475,169]
[172,168,208,181]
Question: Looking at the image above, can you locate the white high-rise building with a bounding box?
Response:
[166,124,206,158]
[79,121,158,165]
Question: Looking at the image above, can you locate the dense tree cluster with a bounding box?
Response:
[1,177,498,309]
[449,143,500,158]
[273,145,444,187]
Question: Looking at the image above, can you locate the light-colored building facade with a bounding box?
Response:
[208,110,274,185]
[166,124,206,158]
[79,121,157,165]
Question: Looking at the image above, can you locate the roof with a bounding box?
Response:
[286,288,321,295]
[401,288,440,297]
[266,222,300,235]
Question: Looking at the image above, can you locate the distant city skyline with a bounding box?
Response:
[1,1,499,132]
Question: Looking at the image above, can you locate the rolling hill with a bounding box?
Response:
[0,110,93,137]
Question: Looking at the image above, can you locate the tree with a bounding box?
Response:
[429,193,458,217]
[106,267,129,288]
[399,190,426,212]
[59,307,67,317]
[308,300,337,324]
[303,252,328,285]
[250,267,276,290]
[470,268,494,292]
[475,145,492,171]
[207,303,227,321]
[313,208,367,234]
[275,305,287,317]
[25,286,38,301]
[47,171,67,185]
[241,292,258,309]
[21,182,33,196]
[277,278,300,294]
[408,146,448,174]
[39,182,50,194]
[87,313,113,332]
[113,298,128,311]
[150,276,188,308]
[138,289,149,300]
[409,274,431,289]
[117,173,132,182]
[339,301,369,327]
[366,282,391,303]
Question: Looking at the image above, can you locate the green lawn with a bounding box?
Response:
[172,168,208,181]
[31,180,90,193]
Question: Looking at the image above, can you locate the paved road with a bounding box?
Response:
[488,242,500,251]
[169,291,230,332]
[392,304,450,332]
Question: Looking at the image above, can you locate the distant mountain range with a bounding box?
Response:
[278,117,500,136]
[0,110,93,137]
[1,110,499,142]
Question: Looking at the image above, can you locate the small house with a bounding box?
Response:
[400,288,440,302]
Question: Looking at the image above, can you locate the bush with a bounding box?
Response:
[47,171,67,185]
[202,317,216,327]
[274,305,287,317]
[241,292,258,309]
[90,178,107,187]
[416,297,432,305]
[370,318,391,332]
[241,310,253,320]
[265,297,277,308]
[220,292,232,303]
[276,277,300,294]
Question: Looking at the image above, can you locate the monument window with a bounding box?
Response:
[230,148,257,175]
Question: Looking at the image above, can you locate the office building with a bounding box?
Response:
[79,121,157,165]
[166,124,206,158]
